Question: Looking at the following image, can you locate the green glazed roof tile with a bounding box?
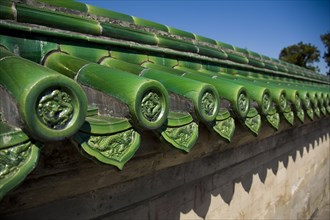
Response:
[264,62,278,71]
[147,55,179,67]
[167,111,193,127]
[233,46,249,55]
[79,115,132,135]
[60,44,109,63]
[16,4,102,35]
[216,108,231,120]
[0,48,88,141]
[197,46,228,60]
[0,0,15,20]
[86,106,99,117]
[216,41,235,50]
[247,58,265,68]
[36,0,88,12]
[167,26,195,39]
[157,35,199,53]
[0,141,40,200]
[227,53,249,64]
[213,116,235,142]
[87,5,134,23]
[247,50,262,59]
[194,34,217,45]
[74,128,140,170]
[160,113,198,153]
[111,49,149,65]
[133,16,169,32]
[245,108,261,135]
[0,34,58,63]
[101,23,158,45]
[179,60,203,70]
[0,121,29,149]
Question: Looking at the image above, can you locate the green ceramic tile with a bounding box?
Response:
[195,34,217,45]
[178,60,203,70]
[174,66,250,118]
[0,34,58,63]
[60,44,109,63]
[215,108,231,120]
[266,110,280,130]
[133,16,168,32]
[264,62,278,71]
[77,64,169,130]
[0,49,88,141]
[0,0,15,20]
[283,108,294,125]
[142,62,183,76]
[244,108,261,135]
[100,57,144,75]
[0,141,40,200]
[247,58,265,68]
[157,36,198,53]
[0,122,29,149]
[16,4,101,35]
[247,50,262,59]
[159,111,198,153]
[148,54,178,67]
[216,41,234,50]
[101,58,220,123]
[44,51,91,78]
[276,65,288,73]
[227,53,249,64]
[36,0,88,12]
[79,115,132,135]
[87,5,134,23]
[86,106,99,116]
[167,27,195,39]
[110,49,148,65]
[203,63,222,72]
[234,46,249,55]
[160,119,198,153]
[166,111,193,127]
[74,128,140,170]
[101,23,158,45]
[213,115,235,142]
[197,46,228,60]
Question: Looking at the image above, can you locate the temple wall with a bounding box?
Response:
[0,118,329,220]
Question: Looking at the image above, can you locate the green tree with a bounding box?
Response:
[279,42,320,72]
[320,32,330,76]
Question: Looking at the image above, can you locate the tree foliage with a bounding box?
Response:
[279,42,320,72]
[320,32,330,76]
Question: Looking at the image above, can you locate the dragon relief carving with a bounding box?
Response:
[213,117,235,141]
[238,92,248,115]
[201,92,216,116]
[0,142,32,180]
[283,111,294,125]
[141,91,162,122]
[266,113,280,130]
[279,94,287,111]
[87,129,137,162]
[163,122,198,152]
[245,114,261,135]
[262,93,271,113]
[37,89,73,129]
[297,109,305,123]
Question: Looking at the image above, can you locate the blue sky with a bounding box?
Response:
[77,0,330,74]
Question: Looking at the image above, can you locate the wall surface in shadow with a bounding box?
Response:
[0,118,329,220]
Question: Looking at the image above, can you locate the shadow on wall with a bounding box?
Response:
[105,121,330,220]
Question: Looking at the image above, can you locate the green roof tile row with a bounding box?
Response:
[0,0,329,200]
[0,0,328,82]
